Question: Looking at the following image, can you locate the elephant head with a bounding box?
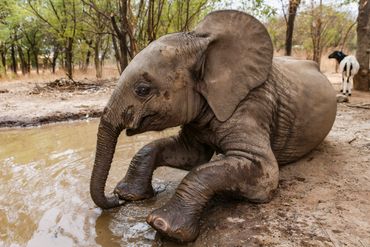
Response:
[90,10,273,209]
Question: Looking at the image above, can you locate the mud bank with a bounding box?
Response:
[0,78,116,128]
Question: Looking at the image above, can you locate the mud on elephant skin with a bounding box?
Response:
[90,10,337,242]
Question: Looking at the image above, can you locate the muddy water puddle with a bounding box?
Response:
[0,121,185,246]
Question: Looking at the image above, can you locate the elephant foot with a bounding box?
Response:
[114,180,154,201]
[146,203,200,242]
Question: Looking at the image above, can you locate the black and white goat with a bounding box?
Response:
[328,51,359,96]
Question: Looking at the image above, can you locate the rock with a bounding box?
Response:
[336,94,349,103]
[226,217,245,223]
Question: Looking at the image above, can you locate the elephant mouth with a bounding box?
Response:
[126,113,156,136]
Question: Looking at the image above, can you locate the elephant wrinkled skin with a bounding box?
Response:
[90,10,336,242]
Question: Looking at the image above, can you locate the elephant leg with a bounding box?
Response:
[114,144,158,201]
[114,131,214,201]
[146,155,279,242]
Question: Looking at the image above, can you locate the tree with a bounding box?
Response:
[267,2,357,67]
[282,0,301,56]
[83,0,134,73]
[297,1,356,66]
[22,26,39,73]
[0,0,11,75]
[354,0,370,91]
[81,0,112,78]
[84,0,216,74]
[310,0,323,65]
[27,0,83,79]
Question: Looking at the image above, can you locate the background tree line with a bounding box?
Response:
[0,0,219,79]
[0,0,368,90]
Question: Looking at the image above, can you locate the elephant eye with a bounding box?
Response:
[134,83,151,97]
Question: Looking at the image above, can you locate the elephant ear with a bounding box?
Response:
[193,10,273,122]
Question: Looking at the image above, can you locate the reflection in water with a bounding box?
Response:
[0,120,183,246]
[95,212,122,247]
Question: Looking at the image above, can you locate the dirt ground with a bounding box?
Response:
[1,73,370,246]
[0,77,116,127]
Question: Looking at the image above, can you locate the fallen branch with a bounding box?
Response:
[346,103,370,110]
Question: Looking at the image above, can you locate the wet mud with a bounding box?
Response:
[0,121,183,246]
[1,102,370,246]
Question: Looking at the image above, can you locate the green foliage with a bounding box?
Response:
[244,0,277,18]
[214,0,277,20]
[129,0,221,50]
[266,3,357,55]
[297,4,356,53]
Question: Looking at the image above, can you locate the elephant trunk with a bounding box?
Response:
[90,118,123,209]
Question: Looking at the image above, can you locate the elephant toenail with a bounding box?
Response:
[153,218,168,232]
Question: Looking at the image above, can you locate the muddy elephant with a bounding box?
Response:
[90,10,336,242]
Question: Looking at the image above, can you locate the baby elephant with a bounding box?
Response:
[90,10,337,242]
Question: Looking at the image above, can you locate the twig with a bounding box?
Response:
[348,137,357,144]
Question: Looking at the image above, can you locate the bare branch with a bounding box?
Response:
[280,0,288,24]
[48,0,60,21]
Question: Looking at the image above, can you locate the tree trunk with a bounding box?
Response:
[354,0,370,91]
[42,57,48,73]
[147,0,155,42]
[120,0,128,70]
[111,0,129,73]
[65,37,74,79]
[34,50,39,74]
[10,44,17,74]
[311,19,322,65]
[94,36,102,79]
[285,0,301,56]
[18,45,28,75]
[84,49,92,72]
[52,45,59,74]
[83,39,93,72]
[1,48,7,74]
[112,35,122,73]
[310,0,322,66]
[27,49,31,73]
[111,17,128,73]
